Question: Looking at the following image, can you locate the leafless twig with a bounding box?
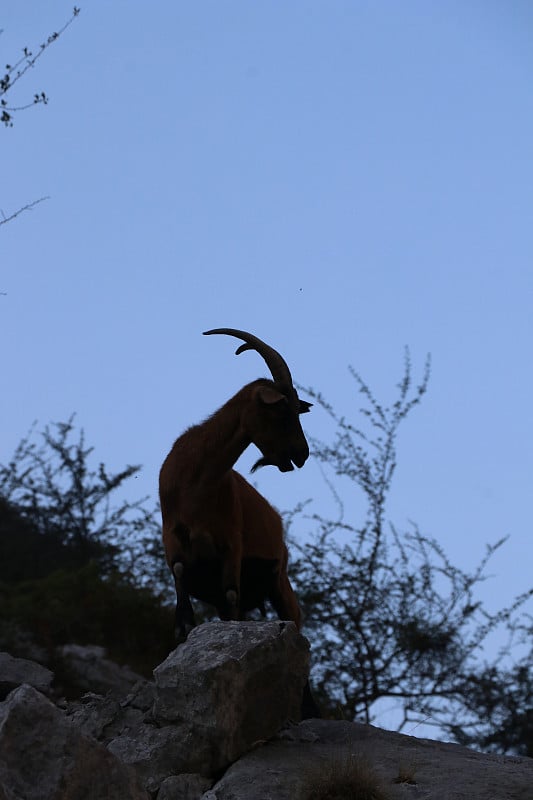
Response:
[0,196,50,227]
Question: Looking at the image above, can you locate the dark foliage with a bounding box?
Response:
[0,417,173,676]
[288,351,533,754]
[0,417,168,591]
[0,495,93,582]
[0,563,174,676]
[450,648,533,757]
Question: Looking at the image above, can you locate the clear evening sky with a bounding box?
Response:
[2,3,532,635]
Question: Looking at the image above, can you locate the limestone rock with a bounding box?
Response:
[3,627,530,800]
[106,620,311,791]
[57,643,144,696]
[108,720,200,793]
[157,773,212,800]
[125,677,157,711]
[0,651,54,699]
[204,718,533,800]
[64,691,124,740]
[0,684,148,799]
[153,620,310,764]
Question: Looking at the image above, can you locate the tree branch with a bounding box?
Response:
[1,7,81,127]
[0,196,50,227]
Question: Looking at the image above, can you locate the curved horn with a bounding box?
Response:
[203,328,294,388]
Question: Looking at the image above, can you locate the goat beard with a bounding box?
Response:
[251,457,269,473]
[251,456,294,473]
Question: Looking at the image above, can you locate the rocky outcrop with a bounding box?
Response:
[153,620,309,751]
[0,638,145,700]
[106,620,310,791]
[158,774,212,800]
[206,718,533,800]
[1,620,532,800]
[0,651,53,699]
[0,684,147,799]
[57,643,145,696]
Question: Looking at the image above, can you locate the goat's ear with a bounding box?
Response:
[299,400,313,414]
[256,386,288,406]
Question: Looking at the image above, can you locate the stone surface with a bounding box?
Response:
[203,718,533,800]
[2,627,532,800]
[158,773,213,800]
[0,684,148,800]
[105,620,311,790]
[57,643,144,696]
[0,650,54,699]
[64,691,124,740]
[108,720,201,793]
[154,620,309,761]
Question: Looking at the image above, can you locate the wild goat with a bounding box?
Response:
[159,328,312,641]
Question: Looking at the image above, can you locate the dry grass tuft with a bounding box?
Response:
[298,752,389,800]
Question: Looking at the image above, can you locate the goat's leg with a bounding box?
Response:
[220,544,242,621]
[270,572,320,719]
[269,569,302,630]
[269,569,320,718]
[172,561,196,641]
[301,679,321,719]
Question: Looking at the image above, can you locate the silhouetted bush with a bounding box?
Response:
[0,419,172,675]
[289,351,533,754]
[0,562,174,676]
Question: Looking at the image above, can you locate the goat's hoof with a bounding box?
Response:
[226,589,238,610]
[172,562,185,579]
[175,622,194,643]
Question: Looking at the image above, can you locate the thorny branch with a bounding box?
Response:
[0,195,49,228]
[1,7,80,127]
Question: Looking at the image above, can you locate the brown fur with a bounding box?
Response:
[159,379,308,638]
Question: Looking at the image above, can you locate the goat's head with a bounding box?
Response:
[203,328,312,473]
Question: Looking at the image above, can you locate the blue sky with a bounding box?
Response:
[1,0,532,637]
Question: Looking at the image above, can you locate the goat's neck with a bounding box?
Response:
[193,388,252,480]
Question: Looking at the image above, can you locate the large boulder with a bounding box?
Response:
[106,620,311,790]
[153,620,310,759]
[108,720,200,793]
[0,651,53,699]
[204,718,533,800]
[0,684,148,799]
